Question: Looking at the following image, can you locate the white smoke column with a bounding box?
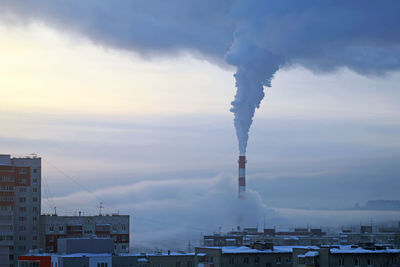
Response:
[226,33,282,155]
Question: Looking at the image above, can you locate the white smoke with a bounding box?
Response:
[226,37,282,154]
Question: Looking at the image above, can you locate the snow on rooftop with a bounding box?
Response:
[202,246,318,254]
[305,251,319,257]
[330,246,400,254]
[58,253,112,258]
[284,236,299,240]
[147,252,195,257]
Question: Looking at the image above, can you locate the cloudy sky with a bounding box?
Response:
[1,1,400,249]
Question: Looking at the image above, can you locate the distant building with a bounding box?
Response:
[0,154,41,267]
[366,200,400,210]
[204,235,243,247]
[195,243,400,267]
[195,244,298,267]
[147,251,195,267]
[40,214,130,254]
[204,225,400,248]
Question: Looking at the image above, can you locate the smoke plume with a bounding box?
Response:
[226,38,282,154]
[1,0,400,153]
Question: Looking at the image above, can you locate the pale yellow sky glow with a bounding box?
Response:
[1,22,400,122]
[0,23,234,116]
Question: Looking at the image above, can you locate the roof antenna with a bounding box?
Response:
[98,202,104,216]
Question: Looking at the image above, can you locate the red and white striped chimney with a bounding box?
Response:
[238,155,246,198]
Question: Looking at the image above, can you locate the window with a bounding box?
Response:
[112,225,117,231]
[367,258,372,266]
[355,258,360,266]
[122,225,127,231]
[33,197,38,202]
[276,257,281,264]
[32,236,37,241]
[19,197,26,203]
[243,257,249,264]
[255,256,260,264]
[33,169,37,173]
[210,256,213,263]
[18,236,26,241]
[229,256,235,264]
[33,187,38,192]
[59,226,64,231]
[19,207,27,212]
[33,178,38,183]
[286,257,291,263]
[19,216,26,221]
[49,226,54,232]
[97,263,108,267]
[33,216,37,222]
[176,262,180,267]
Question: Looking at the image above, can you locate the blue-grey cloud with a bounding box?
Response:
[1,1,400,154]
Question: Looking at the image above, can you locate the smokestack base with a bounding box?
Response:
[238,155,246,198]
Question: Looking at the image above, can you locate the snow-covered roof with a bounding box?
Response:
[197,253,207,256]
[305,251,319,257]
[330,246,400,254]
[284,236,299,240]
[202,246,319,255]
[138,258,148,262]
[147,252,195,257]
[58,253,112,258]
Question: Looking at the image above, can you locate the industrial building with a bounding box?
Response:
[0,154,41,267]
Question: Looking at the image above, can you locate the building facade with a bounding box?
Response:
[0,154,41,267]
[40,214,130,254]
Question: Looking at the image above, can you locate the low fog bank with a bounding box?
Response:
[2,112,400,249]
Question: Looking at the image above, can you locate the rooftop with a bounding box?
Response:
[330,246,400,254]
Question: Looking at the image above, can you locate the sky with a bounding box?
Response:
[1,1,400,250]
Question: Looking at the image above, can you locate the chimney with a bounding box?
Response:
[238,155,246,198]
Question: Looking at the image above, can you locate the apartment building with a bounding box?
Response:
[40,214,130,254]
[0,154,41,267]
